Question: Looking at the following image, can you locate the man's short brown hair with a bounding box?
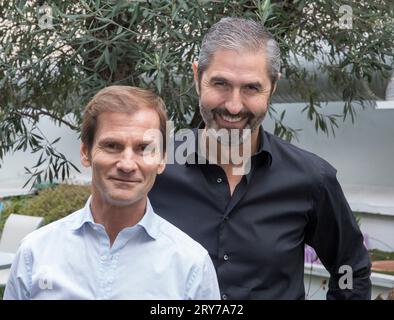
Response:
[81,85,168,154]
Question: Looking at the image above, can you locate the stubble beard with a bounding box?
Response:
[199,100,267,146]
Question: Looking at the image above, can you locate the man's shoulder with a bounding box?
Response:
[19,208,84,250]
[265,130,337,178]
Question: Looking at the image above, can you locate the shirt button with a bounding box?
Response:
[222,293,228,300]
[223,254,229,261]
[216,177,222,183]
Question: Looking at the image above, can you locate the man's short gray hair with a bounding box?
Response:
[198,17,281,88]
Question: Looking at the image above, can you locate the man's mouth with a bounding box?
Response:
[110,177,140,183]
[214,112,249,128]
[219,114,245,123]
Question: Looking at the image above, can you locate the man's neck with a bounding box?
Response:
[200,127,260,195]
[201,127,259,162]
[90,193,146,247]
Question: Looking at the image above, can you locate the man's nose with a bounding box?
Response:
[116,149,138,172]
[225,89,243,115]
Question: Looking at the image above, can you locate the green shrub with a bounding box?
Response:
[0,184,91,231]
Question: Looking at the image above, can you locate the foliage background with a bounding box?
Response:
[0,184,91,230]
[0,0,393,186]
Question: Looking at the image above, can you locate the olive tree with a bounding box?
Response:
[0,0,393,187]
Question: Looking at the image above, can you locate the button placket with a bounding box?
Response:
[105,251,119,297]
[98,243,112,297]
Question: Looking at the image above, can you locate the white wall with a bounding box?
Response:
[0,116,91,197]
[265,101,394,187]
[304,263,394,300]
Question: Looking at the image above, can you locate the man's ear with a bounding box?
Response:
[157,155,166,175]
[271,73,281,95]
[192,61,200,95]
[80,143,91,167]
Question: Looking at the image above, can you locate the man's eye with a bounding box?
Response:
[139,144,150,152]
[214,81,227,87]
[245,85,259,92]
[104,143,120,150]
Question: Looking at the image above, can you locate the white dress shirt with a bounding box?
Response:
[4,197,220,300]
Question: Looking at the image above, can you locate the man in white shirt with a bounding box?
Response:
[4,86,220,300]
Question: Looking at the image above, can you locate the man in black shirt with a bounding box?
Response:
[149,17,371,299]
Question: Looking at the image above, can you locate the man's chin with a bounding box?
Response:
[206,124,252,146]
[103,193,141,207]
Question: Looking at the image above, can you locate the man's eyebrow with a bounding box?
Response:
[99,137,120,143]
[209,76,229,83]
[209,76,263,89]
[242,82,263,89]
[139,139,155,144]
[99,137,155,144]
[97,138,123,146]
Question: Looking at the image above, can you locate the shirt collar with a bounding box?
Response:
[185,125,273,167]
[70,196,160,240]
[137,198,160,240]
[254,126,273,167]
[70,195,95,231]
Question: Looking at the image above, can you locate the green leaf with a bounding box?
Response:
[0,0,392,186]
[104,46,111,70]
[51,137,61,144]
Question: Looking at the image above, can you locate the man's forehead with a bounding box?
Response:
[97,131,158,140]
[96,111,159,129]
[93,132,160,148]
[202,49,270,81]
[210,48,266,64]
[97,126,161,139]
[208,73,265,85]
[94,113,161,142]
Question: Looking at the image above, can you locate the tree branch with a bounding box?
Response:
[15,109,79,131]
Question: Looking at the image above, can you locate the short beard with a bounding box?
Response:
[199,101,267,146]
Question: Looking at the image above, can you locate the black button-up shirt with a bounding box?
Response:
[149,127,371,299]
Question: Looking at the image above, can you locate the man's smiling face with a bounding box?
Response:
[194,49,274,144]
[80,110,165,207]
